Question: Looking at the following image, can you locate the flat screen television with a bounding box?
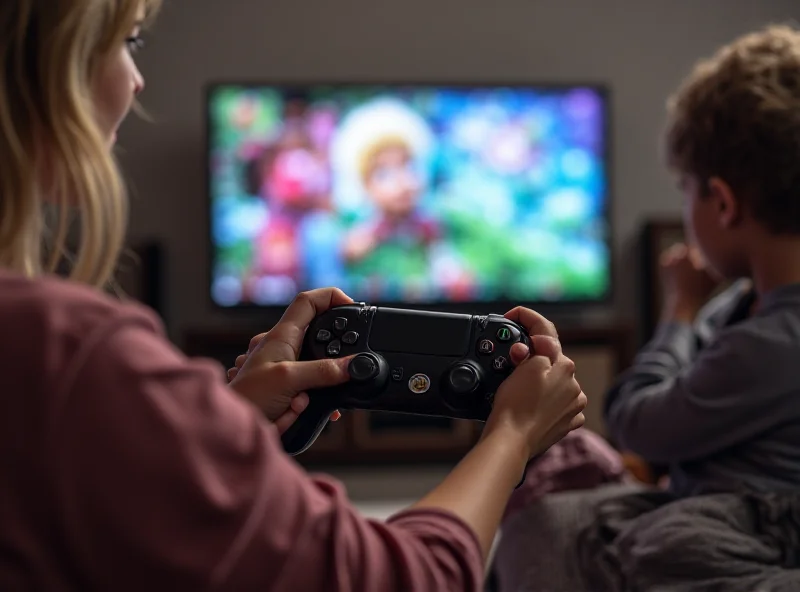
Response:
[207,83,611,309]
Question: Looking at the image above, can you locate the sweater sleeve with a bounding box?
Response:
[51,308,483,592]
[603,319,795,464]
[603,321,698,421]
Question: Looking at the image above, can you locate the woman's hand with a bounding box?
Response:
[484,306,587,458]
[411,307,586,558]
[228,288,350,434]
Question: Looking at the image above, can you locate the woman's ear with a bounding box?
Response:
[707,176,741,228]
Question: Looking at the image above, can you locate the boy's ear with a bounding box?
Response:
[707,176,741,228]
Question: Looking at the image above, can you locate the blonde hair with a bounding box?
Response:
[359,135,412,185]
[0,0,161,287]
[664,24,800,234]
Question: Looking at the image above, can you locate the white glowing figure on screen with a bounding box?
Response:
[329,98,440,274]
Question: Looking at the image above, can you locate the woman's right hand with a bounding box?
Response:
[410,308,585,559]
[483,308,587,460]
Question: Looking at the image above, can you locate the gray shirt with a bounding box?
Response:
[604,280,800,496]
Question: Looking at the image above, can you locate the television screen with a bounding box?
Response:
[208,84,610,308]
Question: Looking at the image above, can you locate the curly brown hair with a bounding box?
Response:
[664,24,800,234]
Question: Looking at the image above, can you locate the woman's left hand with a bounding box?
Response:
[227,289,346,434]
[228,339,342,433]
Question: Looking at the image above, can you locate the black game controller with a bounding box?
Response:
[281,303,531,456]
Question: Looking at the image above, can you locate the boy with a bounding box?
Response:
[605,23,800,496]
[494,24,800,591]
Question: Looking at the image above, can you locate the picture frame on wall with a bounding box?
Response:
[114,241,166,320]
[640,218,685,339]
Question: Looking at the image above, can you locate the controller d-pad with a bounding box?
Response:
[348,353,379,382]
[316,329,332,343]
[342,331,359,345]
[326,340,342,357]
[448,364,479,394]
[333,317,348,332]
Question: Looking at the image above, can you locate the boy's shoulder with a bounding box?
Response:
[701,281,800,369]
[695,279,753,343]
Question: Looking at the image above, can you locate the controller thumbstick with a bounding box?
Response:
[448,364,480,395]
[348,353,380,383]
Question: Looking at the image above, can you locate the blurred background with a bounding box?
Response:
[117,0,799,516]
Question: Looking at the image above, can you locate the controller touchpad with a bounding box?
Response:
[369,309,471,356]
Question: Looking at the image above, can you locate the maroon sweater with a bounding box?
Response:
[0,270,482,591]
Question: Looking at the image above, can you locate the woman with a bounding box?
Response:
[0,1,587,590]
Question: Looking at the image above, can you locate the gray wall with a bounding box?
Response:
[118,0,799,343]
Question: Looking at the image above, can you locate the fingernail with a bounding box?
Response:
[340,356,355,373]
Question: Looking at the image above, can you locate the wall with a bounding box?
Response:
[118,0,799,343]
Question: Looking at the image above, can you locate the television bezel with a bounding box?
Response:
[204,79,614,315]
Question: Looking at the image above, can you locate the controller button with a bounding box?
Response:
[448,364,479,394]
[342,330,359,345]
[333,317,348,332]
[326,340,342,357]
[408,373,431,394]
[391,367,404,381]
[497,326,514,342]
[348,354,379,382]
[316,329,332,343]
[492,356,509,372]
[478,339,494,355]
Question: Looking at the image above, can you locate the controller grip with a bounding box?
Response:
[280,396,337,456]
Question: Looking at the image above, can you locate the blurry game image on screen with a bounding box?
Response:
[208,84,610,307]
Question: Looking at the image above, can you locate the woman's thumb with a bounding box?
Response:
[283,357,353,394]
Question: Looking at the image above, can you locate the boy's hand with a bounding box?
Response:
[660,243,720,323]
